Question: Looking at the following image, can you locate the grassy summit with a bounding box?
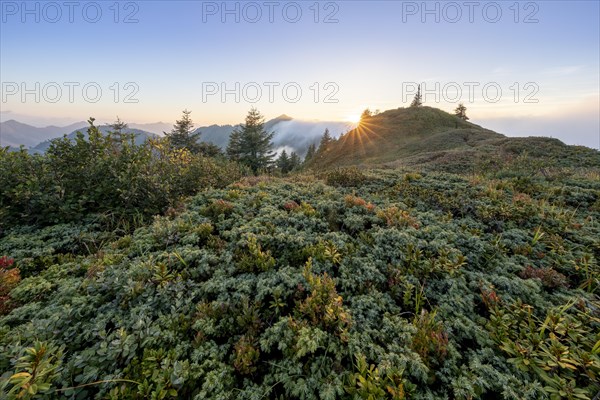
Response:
[309,107,599,173]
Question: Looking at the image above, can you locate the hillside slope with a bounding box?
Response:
[310,107,600,171]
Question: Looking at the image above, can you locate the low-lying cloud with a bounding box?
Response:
[477,105,599,150]
[270,120,354,156]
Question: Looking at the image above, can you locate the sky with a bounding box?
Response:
[1,0,599,149]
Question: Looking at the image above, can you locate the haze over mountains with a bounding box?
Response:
[194,115,354,156]
[0,116,354,156]
[3,108,598,167]
[0,120,89,148]
[0,120,171,149]
[27,126,158,155]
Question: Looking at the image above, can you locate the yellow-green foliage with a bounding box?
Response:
[345,354,412,399]
[1,341,64,399]
[238,234,276,272]
[297,258,351,334]
[486,298,600,399]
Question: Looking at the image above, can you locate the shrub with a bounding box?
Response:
[283,200,300,211]
[345,354,411,399]
[344,194,375,212]
[0,120,244,230]
[411,309,449,367]
[486,300,600,398]
[0,256,19,315]
[296,259,351,335]
[237,235,276,272]
[233,335,260,375]
[1,168,599,399]
[1,341,64,399]
[519,265,569,289]
[0,256,14,268]
[377,206,420,229]
[203,199,234,219]
[324,167,368,187]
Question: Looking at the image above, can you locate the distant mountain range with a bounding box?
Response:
[1,116,355,156]
[28,126,158,154]
[0,120,173,149]
[194,114,354,156]
[0,120,89,148]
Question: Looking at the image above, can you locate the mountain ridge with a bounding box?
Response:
[309,106,600,171]
[1,116,352,157]
[28,125,158,154]
[0,120,88,148]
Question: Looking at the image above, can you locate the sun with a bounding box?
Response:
[346,115,361,123]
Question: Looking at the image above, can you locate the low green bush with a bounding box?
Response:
[0,168,598,399]
[0,120,245,231]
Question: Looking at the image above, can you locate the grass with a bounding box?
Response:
[308,106,600,174]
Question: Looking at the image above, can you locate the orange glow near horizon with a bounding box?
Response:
[339,117,387,157]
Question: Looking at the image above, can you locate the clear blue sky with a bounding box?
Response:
[1,0,599,148]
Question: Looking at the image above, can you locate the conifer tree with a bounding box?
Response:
[277,150,291,173]
[109,116,128,134]
[304,143,317,163]
[361,109,373,120]
[226,129,243,160]
[165,109,202,153]
[226,108,275,173]
[318,129,333,153]
[198,142,223,157]
[109,116,129,144]
[289,151,301,171]
[454,103,469,120]
[411,85,423,107]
